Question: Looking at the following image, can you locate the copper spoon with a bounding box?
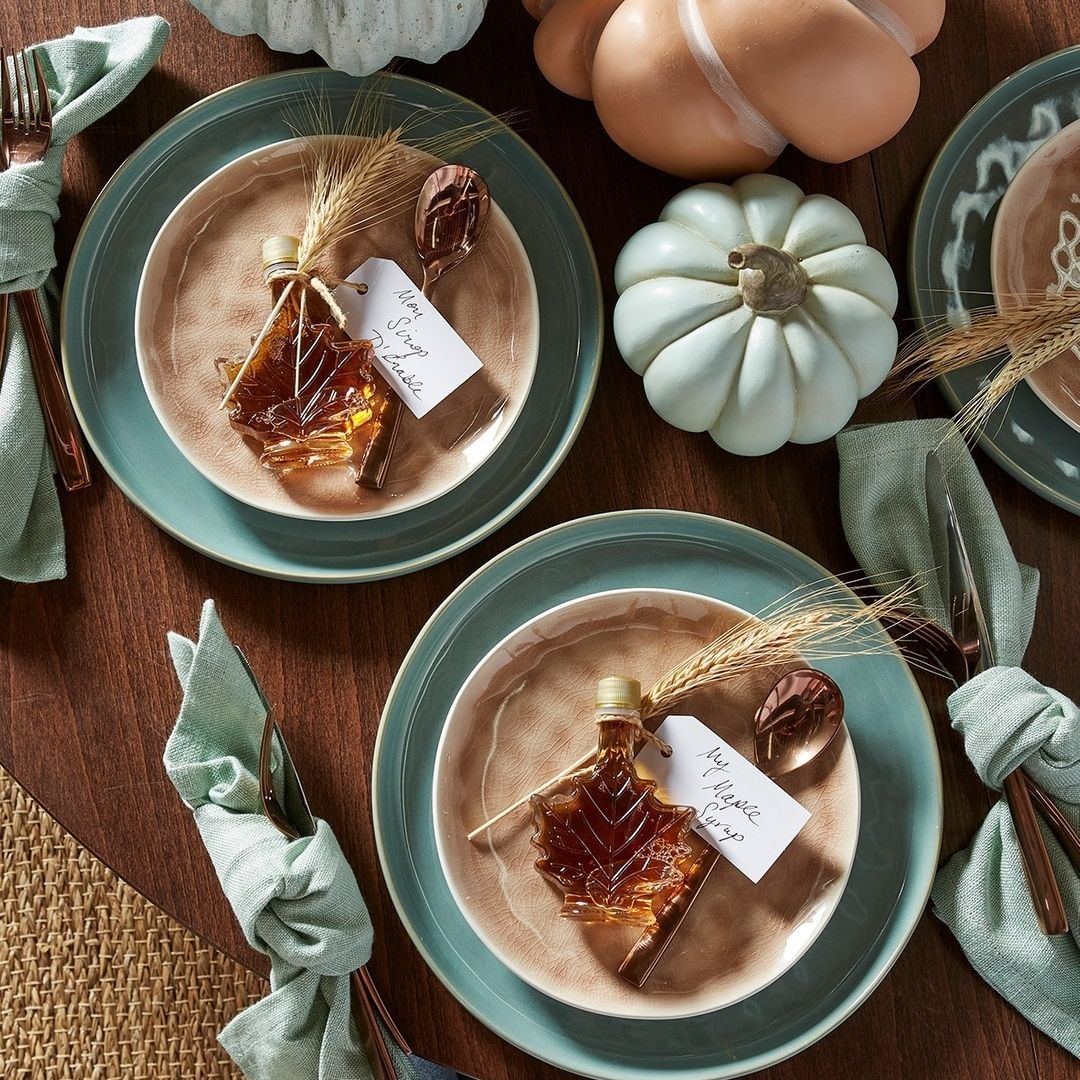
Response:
[355,164,491,490]
[619,668,844,987]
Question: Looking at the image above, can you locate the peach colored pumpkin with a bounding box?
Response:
[523,0,946,178]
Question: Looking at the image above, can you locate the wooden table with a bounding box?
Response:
[1,1,1077,1077]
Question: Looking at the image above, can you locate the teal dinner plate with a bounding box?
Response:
[910,46,1080,515]
[61,70,601,581]
[373,511,942,1079]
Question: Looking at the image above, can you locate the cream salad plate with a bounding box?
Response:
[135,136,539,520]
[62,70,601,579]
[433,588,860,1021]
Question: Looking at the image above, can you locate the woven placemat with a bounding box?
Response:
[0,765,264,1078]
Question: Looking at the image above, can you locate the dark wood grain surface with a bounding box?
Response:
[1,2,1077,1078]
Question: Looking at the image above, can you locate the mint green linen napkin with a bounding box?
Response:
[837,418,1079,1056]
[164,600,433,1080]
[0,16,169,583]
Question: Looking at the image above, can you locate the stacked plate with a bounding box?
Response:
[373,510,943,1079]
[910,45,1080,515]
[61,70,602,581]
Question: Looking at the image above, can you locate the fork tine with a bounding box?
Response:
[31,50,49,128]
[7,49,16,127]
[1,48,9,124]
[0,48,10,167]
[11,48,25,131]
[20,49,34,131]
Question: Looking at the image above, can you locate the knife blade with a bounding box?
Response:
[925,451,992,676]
[926,450,1068,935]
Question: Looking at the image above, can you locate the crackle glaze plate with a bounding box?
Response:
[910,45,1080,515]
[991,117,1080,433]
[433,588,860,1020]
[62,70,600,580]
[373,511,942,1079]
[135,136,539,521]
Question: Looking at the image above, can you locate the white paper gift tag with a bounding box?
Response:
[333,257,483,419]
[636,715,812,883]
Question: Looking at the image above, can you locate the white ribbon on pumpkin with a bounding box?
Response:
[676,0,919,156]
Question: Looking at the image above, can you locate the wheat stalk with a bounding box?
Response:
[219,88,509,410]
[297,127,407,272]
[887,291,1080,439]
[465,579,918,842]
[642,583,915,718]
[287,86,512,276]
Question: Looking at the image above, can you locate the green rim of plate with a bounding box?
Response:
[61,70,602,581]
[909,46,1080,515]
[372,510,943,1080]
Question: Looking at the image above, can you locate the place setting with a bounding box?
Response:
[61,64,601,581]
[373,511,941,1078]
[1,3,1079,1080]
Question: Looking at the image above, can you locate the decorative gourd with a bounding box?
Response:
[523,0,945,178]
[613,177,898,456]
[189,0,488,76]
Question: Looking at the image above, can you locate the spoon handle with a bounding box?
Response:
[355,380,403,491]
[355,274,437,490]
[618,845,720,986]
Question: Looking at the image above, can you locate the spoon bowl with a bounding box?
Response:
[882,608,971,685]
[754,668,845,778]
[414,164,491,291]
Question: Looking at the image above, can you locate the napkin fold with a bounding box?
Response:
[837,418,1079,1056]
[164,600,435,1080]
[0,16,169,583]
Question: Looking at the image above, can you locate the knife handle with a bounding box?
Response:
[16,290,92,491]
[1021,771,1080,874]
[1003,769,1068,935]
[355,966,411,1054]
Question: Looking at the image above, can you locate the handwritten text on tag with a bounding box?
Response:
[333,257,483,419]
[636,715,812,883]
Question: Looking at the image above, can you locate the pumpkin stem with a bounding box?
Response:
[728,244,807,315]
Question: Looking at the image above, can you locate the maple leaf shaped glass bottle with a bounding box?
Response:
[218,235,379,474]
[530,677,695,926]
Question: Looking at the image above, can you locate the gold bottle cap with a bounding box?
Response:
[261,234,300,270]
[595,676,641,711]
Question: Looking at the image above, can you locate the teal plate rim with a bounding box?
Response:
[59,69,603,582]
[908,44,1080,516]
[372,509,944,1079]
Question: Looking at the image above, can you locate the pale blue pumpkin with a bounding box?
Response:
[189,0,488,75]
[614,176,898,456]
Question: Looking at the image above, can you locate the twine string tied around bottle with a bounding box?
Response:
[275,268,370,332]
[218,271,368,410]
[596,712,673,758]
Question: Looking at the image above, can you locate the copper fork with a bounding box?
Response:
[1,47,92,490]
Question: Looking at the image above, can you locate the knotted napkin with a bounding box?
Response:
[164,600,444,1079]
[837,418,1079,1055]
[0,16,168,583]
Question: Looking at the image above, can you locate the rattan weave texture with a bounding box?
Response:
[0,766,264,1078]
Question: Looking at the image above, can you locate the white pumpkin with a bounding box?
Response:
[613,176,898,456]
[189,0,488,76]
